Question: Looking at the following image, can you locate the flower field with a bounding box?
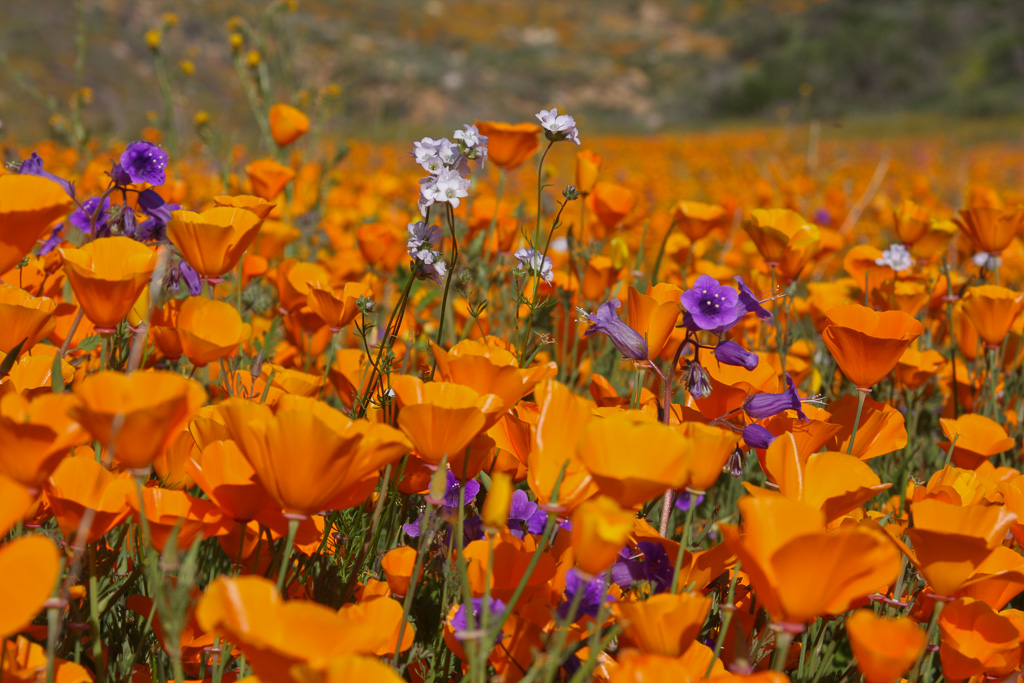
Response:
[4,23,1024,682]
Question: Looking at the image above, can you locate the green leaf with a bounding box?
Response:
[51,354,65,393]
[75,334,103,353]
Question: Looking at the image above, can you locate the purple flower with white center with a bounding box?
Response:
[743,373,807,422]
[536,108,581,145]
[419,168,471,215]
[117,141,168,186]
[514,248,554,283]
[558,569,615,620]
[742,423,776,449]
[69,196,111,235]
[451,598,505,642]
[714,340,759,370]
[680,274,745,335]
[579,299,648,361]
[611,541,674,594]
[407,221,443,257]
[19,152,75,199]
[412,137,441,166]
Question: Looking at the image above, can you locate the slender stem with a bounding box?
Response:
[846,388,869,455]
[276,517,299,594]
[433,204,460,353]
[909,599,944,682]
[705,561,741,678]
[87,544,107,683]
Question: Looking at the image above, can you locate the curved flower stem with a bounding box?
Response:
[770,628,794,672]
[942,433,960,469]
[909,598,944,682]
[276,517,299,594]
[391,503,437,666]
[433,204,460,354]
[532,141,556,250]
[670,492,698,592]
[704,561,742,678]
[355,269,416,417]
[658,340,691,536]
[846,388,870,455]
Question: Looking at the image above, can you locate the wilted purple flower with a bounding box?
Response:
[611,541,674,594]
[742,423,775,449]
[743,373,807,422]
[579,299,648,361]
[117,141,168,186]
[685,360,712,399]
[179,261,203,296]
[536,108,581,145]
[19,152,75,198]
[558,569,614,620]
[713,340,758,370]
[69,196,111,235]
[735,276,773,320]
[514,248,554,283]
[451,598,505,642]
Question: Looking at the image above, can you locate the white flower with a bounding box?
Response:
[972,251,1002,269]
[514,248,554,282]
[413,137,441,166]
[535,107,581,145]
[454,124,486,150]
[875,243,914,272]
[407,221,442,253]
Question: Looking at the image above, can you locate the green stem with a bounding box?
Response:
[705,562,741,678]
[276,517,299,594]
[909,599,944,682]
[846,389,869,455]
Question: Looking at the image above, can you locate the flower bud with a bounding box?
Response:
[482,472,513,531]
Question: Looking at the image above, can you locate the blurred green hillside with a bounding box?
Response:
[2,0,1023,144]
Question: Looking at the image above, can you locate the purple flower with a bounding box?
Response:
[19,152,75,199]
[725,447,744,478]
[713,340,758,370]
[179,261,203,296]
[37,224,64,256]
[451,598,505,641]
[69,196,111,235]
[611,541,674,594]
[580,299,648,361]
[685,361,712,399]
[675,492,705,511]
[558,569,614,620]
[507,489,539,538]
[743,374,807,422]
[681,274,745,334]
[734,276,773,320]
[742,423,775,449]
[117,141,168,186]
[443,470,480,510]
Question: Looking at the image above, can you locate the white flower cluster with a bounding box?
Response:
[514,248,554,283]
[875,243,914,272]
[536,108,581,145]
[407,220,448,284]
[414,124,488,217]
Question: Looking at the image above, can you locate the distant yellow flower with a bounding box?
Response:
[194,111,210,127]
[246,50,261,68]
[145,29,162,50]
[77,87,93,105]
[229,32,244,51]
[161,12,179,26]
[179,59,195,75]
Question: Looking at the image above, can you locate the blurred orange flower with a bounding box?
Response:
[473,121,541,171]
[0,286,56,354]
[571,495,635,578]
[846,610,926,683]
[955,206,1024,255]
[960,285,1024,348]
[177,296,252,366]
[0,174,73,276]
[269,103,310,147]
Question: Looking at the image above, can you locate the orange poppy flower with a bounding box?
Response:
[177,296,252,367]
[306,280,372,331]
[185,439,273,522]
[894,346,946,390]
[269,103,310,147]
[893,199,931,246]
[743,209,820,279]
[581,255,621,301]
[614,592,712,657]
[843,245,894,298]
[327,348,371,409]
[462,531,557,601]
[276,259,332,313]
[392,375,504,467]
[884,279,930,318]
[826,394,907,460]
[0,174,73,276]
[0,286,56,354]
[571,495,635,578]
[821,304,923,389]
[245,158,296,200]
[955,206,1024,255]
[671,200,729,241]
[431,339,555,411]
[526,380,597,510]
[69,370,207,471]
[473,121,541,171]
[938,598,1023,679]
[198,577,413,683]
[577,414,688,509]
[720,496,901,626]
[955,545,1024,610]
[252,219,300,259]
[482,471,513,531]
[752,435,891,523]
[218,395,411,518]
[167,206,264,279]
[148,298,183,360]
[59,236,158,332]
[125,591,217,676]
[45,457,133,544]
[125,485,228,553]
[901,498,1017,597]
[587,182,636,231]
[213,194,277,219]
[939,413,1015,470]
[960,285,1024,348]
[627,283,683,359]
[575,149,602,195]
[845,610,926,683]
[694,351,780,420]
[1,636,95,683]
[677,421,742,493]
[0,392,85,492]
[380,546,419,598]
[0,535,61,642]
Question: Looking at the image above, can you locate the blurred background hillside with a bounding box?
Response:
[2,0,1024,144]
